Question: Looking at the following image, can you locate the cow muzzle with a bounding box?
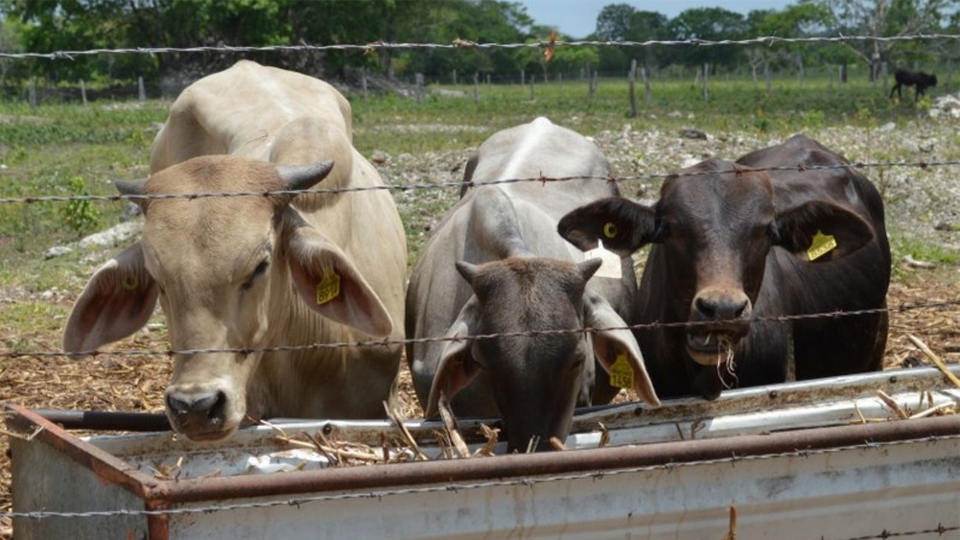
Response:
[686,288,752,366]
[165,385,239,441]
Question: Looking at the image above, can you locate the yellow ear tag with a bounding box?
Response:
[121,274,138,291]
[315,271,341,305]
[603,222,618,239]
[608,352,634,390]
[806,230,837,261]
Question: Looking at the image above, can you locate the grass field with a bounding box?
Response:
[1,73,959,536]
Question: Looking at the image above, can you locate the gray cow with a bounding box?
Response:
[406,117,659,452]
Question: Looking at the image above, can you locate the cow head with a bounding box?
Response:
[425,258,659,452]
[558,161,875,389]
[63,156,393,441]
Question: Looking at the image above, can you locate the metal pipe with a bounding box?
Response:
[33,409,171,432]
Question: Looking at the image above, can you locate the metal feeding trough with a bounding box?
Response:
[6,366,960,540]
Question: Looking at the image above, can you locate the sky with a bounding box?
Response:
[517,1,796,38]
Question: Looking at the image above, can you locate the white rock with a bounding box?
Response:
[44,246,73,259]
[901,139,921,153]
[880,122,896,132]
[77,220,143,250]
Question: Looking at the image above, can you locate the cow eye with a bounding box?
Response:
[241,260,269,290]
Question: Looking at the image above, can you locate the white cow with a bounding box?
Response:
[64,60,407,441]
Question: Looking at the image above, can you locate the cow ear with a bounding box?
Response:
[584,293,660,407]
[63,242,159,356]
[285,227,393,337]
[425,297,481,417]
[774,200,875,263]
[558,197,658,257]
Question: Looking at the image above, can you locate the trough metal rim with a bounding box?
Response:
[6,403,959,509]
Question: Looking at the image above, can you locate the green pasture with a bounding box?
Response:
[0,73,954,303]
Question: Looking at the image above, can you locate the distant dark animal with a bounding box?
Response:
[890,69,937,101]
[406,117,659,452]
[559,135,891,401]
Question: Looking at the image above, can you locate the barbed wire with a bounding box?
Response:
[826,524,960,540]
[1,34,959,61]
[1,434,956,520]
[2,300,956,360]
[0,159,957,205]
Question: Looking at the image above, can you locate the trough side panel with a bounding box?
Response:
[166,436,960,540]
[11,437,149,540]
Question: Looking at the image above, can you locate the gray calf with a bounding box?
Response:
[406,117,659,452]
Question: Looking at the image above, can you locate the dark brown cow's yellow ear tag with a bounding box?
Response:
[807,230,837,261]
[315,272,341,305]
[603,222,618,239]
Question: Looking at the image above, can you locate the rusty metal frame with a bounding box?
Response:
[6,403,959,540]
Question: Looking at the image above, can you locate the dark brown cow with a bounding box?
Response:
[559,135,890,400]
[890,69,937,102]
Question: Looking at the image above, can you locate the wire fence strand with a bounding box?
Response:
[1,434,957,520]
[1,159,958,205]
[2,300,956,360]
[1,34,959,60]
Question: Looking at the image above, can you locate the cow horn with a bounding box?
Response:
[455,261,480,286]
[115,178,146,197]
[277,160,335,192]
[115,178,148,210]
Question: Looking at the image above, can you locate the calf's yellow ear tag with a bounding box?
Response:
[315,271,341,305]
[609,352,634,390]
[806,230,837,261]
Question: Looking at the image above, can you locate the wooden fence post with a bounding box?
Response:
[473,72,479,104]
[486,73,491,86]
[138,76,146,103]
[628,59,638,118]
[529,76,535,102]
[80,79,89,108]
[452,69,457,86]
[415,72,424,104]
[764,61,771,98]
[701,63,709,103]
[521,68,525,87]
[796,54,803,87]
[591,70,598,99]
[28,79,36,108]
[881,62,889,97]
[641,66,651,103]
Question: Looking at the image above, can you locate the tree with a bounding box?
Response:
[820,0,958,78]
[668,7,749,70]
[595,3,635,41]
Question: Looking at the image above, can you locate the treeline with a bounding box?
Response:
[0,0,957,92]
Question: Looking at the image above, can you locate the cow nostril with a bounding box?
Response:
[166,394,189,415]
[734,300,748,318]
[695,298,715,318]
[208,391,227,421]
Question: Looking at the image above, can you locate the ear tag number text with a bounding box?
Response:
[609,352,634,389]
[315,272,341,305]
[807,230,837,261]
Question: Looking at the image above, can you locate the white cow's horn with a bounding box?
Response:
[277,160,335,192]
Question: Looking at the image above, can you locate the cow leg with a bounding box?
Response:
[889,83,900,100]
